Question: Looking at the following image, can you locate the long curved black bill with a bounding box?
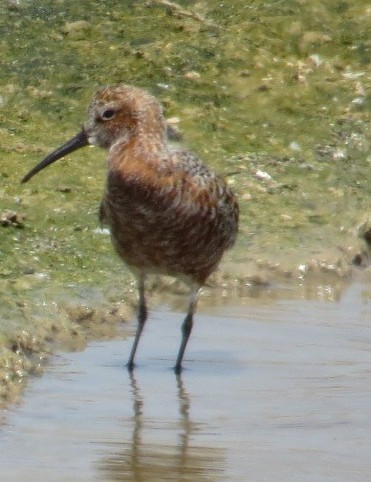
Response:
[21,130,89,184]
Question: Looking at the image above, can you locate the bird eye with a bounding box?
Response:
[101,109,116,120]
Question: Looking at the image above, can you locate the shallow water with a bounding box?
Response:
[0,275,370,481]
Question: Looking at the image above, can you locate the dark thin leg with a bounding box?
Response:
[127,275,147,371]
[174,287,200,374]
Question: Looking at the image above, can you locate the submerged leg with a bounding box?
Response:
[174,286,200,374]
[127,274,147,371]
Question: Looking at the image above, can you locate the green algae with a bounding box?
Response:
[0,0,370,403]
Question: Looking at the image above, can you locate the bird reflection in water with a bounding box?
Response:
[96,373,225,481]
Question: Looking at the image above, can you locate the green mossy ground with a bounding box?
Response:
[0,0,370,403]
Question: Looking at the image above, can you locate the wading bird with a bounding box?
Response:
[22,85,239,373]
